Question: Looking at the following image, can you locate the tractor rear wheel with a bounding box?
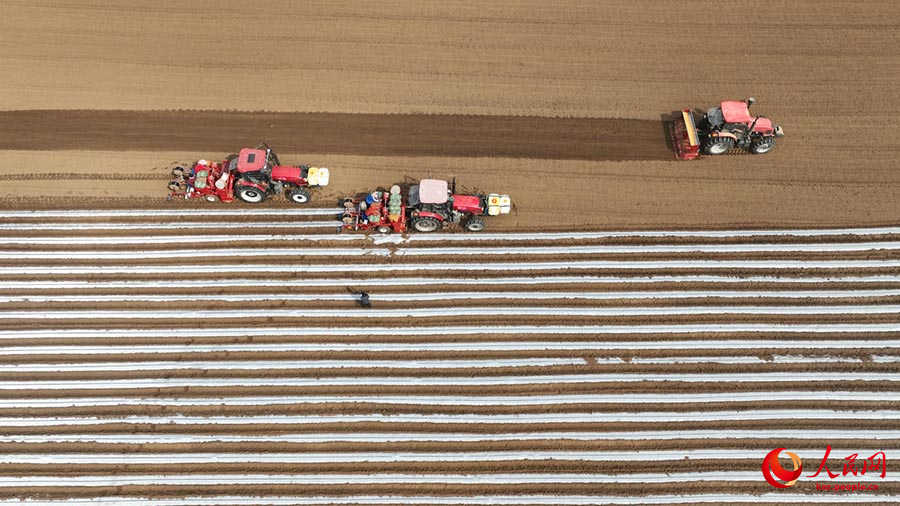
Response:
[750,138,776,154]
[411,217,442,233]
[702,136,735,155]
[236,186,266,204]
[464,216,486,232]
[287,188,311,204]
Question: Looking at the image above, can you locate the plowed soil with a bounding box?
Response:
[0,111,670,161]
[1,1,899,228]
[1,0,898,502]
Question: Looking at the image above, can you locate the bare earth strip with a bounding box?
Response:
[2,151,899,230]
[0,111,670,162]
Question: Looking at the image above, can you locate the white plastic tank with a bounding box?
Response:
[487,193,511,215]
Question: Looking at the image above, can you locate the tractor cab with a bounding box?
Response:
[702,98,782,137]
[233,147,274,183]
[703,100,753,132]
[236,148,270,172]
[718,100,753,125]
[408,179,450,212]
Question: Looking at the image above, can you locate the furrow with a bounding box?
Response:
[0,410,896,426]
[6,242,900,256]
[0,449,884,464]
[0,391,895,408]
[3,324,900,341]
[1,430,895,444]
[3,289,900,304]
[5,259,900,275]
[0,354,897,372]
[0,373,896,389]
[0,472,889,486]
[5,305,900,320]
[4,275,900,290]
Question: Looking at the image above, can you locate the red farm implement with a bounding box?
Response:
[341,179,511,234]
[168,144,329,204]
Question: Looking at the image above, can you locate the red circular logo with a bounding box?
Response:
[761,448,803,488]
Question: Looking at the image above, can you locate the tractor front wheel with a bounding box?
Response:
[464,216,486,232]
[750,138,776,154]
[236,186,266,204]
[702,136,735,155]
[411,217,442,233]
[287,188,311,204]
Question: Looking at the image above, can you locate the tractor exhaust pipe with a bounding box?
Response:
[746,97,757,109]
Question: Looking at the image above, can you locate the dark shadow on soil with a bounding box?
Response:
[0,110,673,162]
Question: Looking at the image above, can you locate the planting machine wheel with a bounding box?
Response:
[377,225,391,234]
[702,136,735,155]
[750,138,776,154]
[464,216,486,232]
[411,217,442,233]
[287,188,311,204]
[167,181,181,191]
[171,166,187,178]
[205,195,218,202]
[236,186,266,204]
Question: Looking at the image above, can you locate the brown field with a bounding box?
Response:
[1,0,898,503]
[1,0,899,227]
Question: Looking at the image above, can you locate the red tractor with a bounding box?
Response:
[167,144,329,204]
[672,98,784,160]
[341,179,511,233]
